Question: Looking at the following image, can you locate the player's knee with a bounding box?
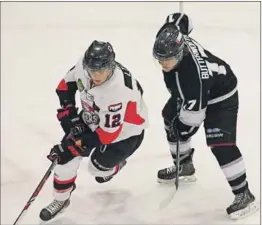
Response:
[55,157,82,179]
[87,158,114,177]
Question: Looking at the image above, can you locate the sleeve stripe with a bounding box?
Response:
[54,175,77,185]
[184,38,203,110]
[175,72,185,101]
[56,79,68,91]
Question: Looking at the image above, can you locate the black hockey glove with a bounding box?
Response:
[70,117,86,137]
[162,96,183,142]
[56,105,78,134]
[47,137,91,165]
[166,116,199,142]
[57,106,87,137]
[70,110,100,138]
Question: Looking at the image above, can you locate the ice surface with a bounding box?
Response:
[1,2,260,224]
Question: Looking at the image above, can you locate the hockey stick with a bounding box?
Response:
[178,1,183,13]
[174,97,181,189]
[174,97,182,190]
[159,97,181,209]
[13,160,57,225]
[174,127,180,189]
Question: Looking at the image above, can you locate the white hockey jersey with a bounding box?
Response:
[56,57,148,145]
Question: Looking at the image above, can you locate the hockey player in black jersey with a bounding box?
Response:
[153,13,258,219]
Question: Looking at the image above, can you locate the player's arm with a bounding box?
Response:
[165,78,208,141]
[55,66,79,134]
[56,65,78,107]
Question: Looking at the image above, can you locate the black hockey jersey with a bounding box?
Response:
[163,35,238,134]
[157,12,238,137]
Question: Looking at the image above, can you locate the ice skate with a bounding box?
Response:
[39,184,75,222]
[227,187,258,220]
[95,160,127,183]
[158,148,196,184]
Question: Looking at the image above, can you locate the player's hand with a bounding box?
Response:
[70,116,86,137]
[47,137,91,165]
[56,105,78,134]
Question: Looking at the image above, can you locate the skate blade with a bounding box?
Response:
[180,175,197,183]
[157,175,197,185]
[229,202,259,220]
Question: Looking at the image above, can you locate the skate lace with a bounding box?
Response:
[47,200,65,214]
[233,193,244,205]
[166,166,176,174]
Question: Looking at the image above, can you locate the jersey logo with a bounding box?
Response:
[108,103,122,112]
[77,79,85,92]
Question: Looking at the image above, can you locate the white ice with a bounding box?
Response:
[1,2,261,224]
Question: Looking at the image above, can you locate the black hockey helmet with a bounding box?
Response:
[153,24,185,62]
[83,40,115,71]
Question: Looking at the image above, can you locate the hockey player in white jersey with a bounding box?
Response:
[39,40,148,222]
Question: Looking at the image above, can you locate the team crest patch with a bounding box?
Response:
[108,103,122,112]
[77,79,85,91]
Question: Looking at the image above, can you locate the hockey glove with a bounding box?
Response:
[69,109,101,138]
[47,137,91,165]
[166,116,199,143]
[56,105,78,134]
[70,117,86,137]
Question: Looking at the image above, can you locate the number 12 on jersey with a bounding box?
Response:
[104,114,121,128]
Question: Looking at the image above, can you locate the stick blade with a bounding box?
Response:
[159,184,177,210]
